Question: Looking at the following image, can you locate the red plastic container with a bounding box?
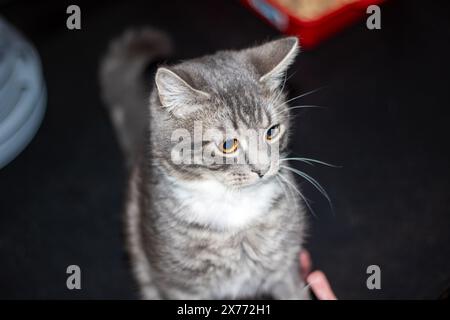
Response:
[242,0,386,49]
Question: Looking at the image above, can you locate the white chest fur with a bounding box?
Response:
[169,178,281,230]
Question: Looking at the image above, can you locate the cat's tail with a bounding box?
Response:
[99,28,172,168]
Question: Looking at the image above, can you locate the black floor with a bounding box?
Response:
[1,0,450,299]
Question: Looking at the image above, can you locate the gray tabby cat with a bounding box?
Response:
[100,28,309,299]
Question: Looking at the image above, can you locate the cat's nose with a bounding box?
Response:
[251,168,268,178]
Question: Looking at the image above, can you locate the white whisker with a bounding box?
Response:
[277,172,317,218]
[273,86,325,110]
[280,165,331,203]
[280,157,340,168]
[280,165,334,216]
[275,175,296,210]
[272,105,324,118]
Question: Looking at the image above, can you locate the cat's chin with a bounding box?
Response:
[226,174,277,191]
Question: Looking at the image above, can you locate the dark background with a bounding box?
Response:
[1,0,450,299]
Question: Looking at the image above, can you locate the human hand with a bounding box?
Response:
[300,250,337,300]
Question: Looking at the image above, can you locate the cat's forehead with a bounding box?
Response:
[203,100,272,135]
[172,50,284,129]
[177,51,260,91]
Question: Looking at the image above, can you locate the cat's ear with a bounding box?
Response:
[155,67,210,118]
[248,37,299,91]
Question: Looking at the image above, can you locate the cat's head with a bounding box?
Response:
[150,37,299,189]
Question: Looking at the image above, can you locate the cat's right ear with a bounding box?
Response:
[155,67,210,118]
[247,37,299,91]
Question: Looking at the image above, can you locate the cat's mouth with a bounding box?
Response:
[227,167,279,189]
[263,164,280,179]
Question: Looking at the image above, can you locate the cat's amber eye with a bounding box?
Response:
[266,124,280,141]
[220,138,239,154]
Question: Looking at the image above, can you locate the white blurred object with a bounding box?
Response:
[0,17,46,169]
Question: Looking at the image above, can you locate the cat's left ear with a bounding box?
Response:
[155,67,210,118]
[247,37,299,91]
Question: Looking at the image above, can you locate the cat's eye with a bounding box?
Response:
[266,124,281,141]
[220,138,239,154]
